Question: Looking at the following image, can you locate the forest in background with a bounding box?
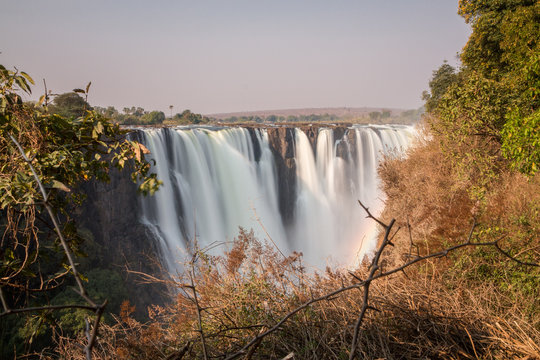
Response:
[1,0,539,358]
[47,93,423,127]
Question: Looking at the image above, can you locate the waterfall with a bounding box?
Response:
[136,124,415,271]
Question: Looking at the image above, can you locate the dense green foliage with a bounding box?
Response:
[48,92,92,119]
[0,65,161,356]
[427,0,539,180]
[139,110,166,125]
[501,109,540,175]
[171,109,211,124]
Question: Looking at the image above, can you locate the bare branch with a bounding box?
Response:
[493,243,539,267]
[251,205,287,259]
[349,218,395,359]
[1,303,97,317]
[85,300,107,360]
[0,287,10,312]
[190,262,209,360]
[357,200,388,228]
[165,342,191,360]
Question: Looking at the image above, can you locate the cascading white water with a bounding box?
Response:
[136,124,415,271]
[292,125,414,267]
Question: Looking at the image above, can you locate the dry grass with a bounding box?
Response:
[54,227,539,359]
[379,128,475,248]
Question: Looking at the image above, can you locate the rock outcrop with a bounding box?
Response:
[266,127,297,227]
[75,167,168,318]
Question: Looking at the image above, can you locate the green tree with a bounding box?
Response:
[266,115,277,123]
[426,0,539,182]
[95,105,119,119]
[459,0,538,79]
[172,109,210,125]
[48,92,92,118]
[140,110,165,125]
[422,61,458,113]
[501,109,540,176]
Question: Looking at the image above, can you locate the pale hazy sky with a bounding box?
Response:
[1,1,470,115]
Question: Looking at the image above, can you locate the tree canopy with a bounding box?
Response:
[48,92,92,118]
[426,0,539,180]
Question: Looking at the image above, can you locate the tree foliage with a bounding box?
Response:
[422,62,458,113]
[48,92,92,118]
[426,0,539,181]
[172,109,211,125]
[140,110,165,125]
[501,109,540,175]
[0,64,161,355]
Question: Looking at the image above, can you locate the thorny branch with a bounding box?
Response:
[190,254,209,360]
[1,135,107,360]
[223,201,538,360]
[349,213,396,359]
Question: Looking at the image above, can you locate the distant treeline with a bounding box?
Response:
[44,93,211,125]
[219,108,423,124]
[47,91,422,126]
[94,106,212,125]
[218,113,340,123]
[368,108,423,122]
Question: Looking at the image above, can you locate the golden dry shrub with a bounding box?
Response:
[379,128,474,253]
[54,224,539,359]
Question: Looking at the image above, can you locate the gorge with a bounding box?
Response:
[127,124,416,271]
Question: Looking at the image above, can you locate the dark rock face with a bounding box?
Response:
[266,127,297,227]
[75,168,168,318]
[247,127,262,162]
[301,125,318,149]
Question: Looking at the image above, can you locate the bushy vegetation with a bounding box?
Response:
[94,106,167,125]
[0,65,161,357]
[168,109,212,125]
[93,106,212,126]
[54,228,539,359]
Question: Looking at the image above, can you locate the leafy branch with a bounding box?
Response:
[0,64,162,359]
[1,135,106,360]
